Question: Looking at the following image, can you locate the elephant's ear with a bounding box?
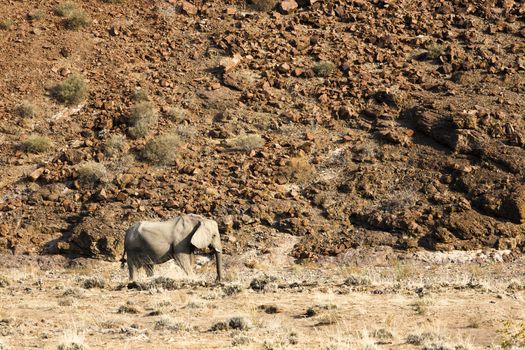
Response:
[190,220,214,250]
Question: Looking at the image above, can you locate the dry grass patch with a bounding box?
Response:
[15,101,37,118]
[425,42,445,61]
[0,19,14,30]
[77,161,107,187]
[52,74,87,106]
[227,133,265,152]
[57,330,86,350]
[281,157,315,184]
[247,0,277,12]
[55,3,89,30]
[128,102,158,139]
[142,133,180,165]
[28,10,44,21]
[103,134,127,157]
[314,61,336,77]
[21,135,52,153]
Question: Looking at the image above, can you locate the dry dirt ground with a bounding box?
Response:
[1,238,524,350]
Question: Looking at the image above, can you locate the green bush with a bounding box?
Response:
[52,74,88,105]
[128,102,158,139]
[54,3,89,30]
[142,133,180,165]
[21,135,52,153]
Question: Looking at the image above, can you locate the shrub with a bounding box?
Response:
[314,61,335,77]
[57,330,86,350]
[52,74,88,106]
[0,18,14,30]
[81,276,105,289]
[281,157,315,184]
[131,87,149,101]
[15,101,37,118]
[55,3,89,30]
[247,0,277,11]
[425,42,444,61]
[28,10,44,21]
[142,133,180,165]
[117,305,139,314]
[21,135,52,153]
[154,316,189,331]
[104,134,127,157]
[0,276,10,288]
[228,133,265,152]
[77,161,107,186]
[128,102,158,139]
[166,106,187,122]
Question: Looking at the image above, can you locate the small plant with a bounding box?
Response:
[57,330,86,350]
[21,135,52,153]
[412,297,434,315]
[227,133,265,152]
[28,10,44,21]
[0,275,10,288]
[55,3,89,30]
[52,74,88,105]
[166,106,187,122]
[15,101,37,118]
[128,102,158,139]
[344,274,371,286]
[247,0,278,11]
[0,18,14,30]
[222,283,242,296]
[314,61,335,77]
[425,42,444,61]
[131,87,149,101]
[154,316,189,331]
[498,320,525,349]
[77,161,107,186]
[117,305,140,314]
[81,276,105,289]
[228,317,251,330]
[142,133,180,165]
[104,134,127,157]
[281,157,315,184]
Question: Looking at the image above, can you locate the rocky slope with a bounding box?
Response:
[0,0,524,260]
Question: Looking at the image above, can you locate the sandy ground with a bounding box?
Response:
[1,245,524,350]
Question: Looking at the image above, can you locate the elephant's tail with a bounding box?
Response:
[120,249,127,269]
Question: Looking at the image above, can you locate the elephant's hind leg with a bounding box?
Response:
[128,262,138,281]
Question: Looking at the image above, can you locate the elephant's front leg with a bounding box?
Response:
[174,252,194,277]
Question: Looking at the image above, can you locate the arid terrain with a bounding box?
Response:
[1,0,525,348]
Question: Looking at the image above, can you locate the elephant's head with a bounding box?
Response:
[190,219,222,282]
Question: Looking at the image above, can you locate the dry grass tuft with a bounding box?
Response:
[314,61,336,77]
[81,276,105,289]
[227,133,265,152]
[128,102,158,139]
[0,18,14,30]
[117,304,140,314]
[247,0,278,12]
[142,133,180,165]
[15,101,37,118]
[281,157,315,184]
[77,161,108,187]
[104,134,127,157]
[55,3,89,30]
[57,330,86,350]
[52,74,88,105]
[21,135,52,154]
[425,42,444,61]
[0,275,10,288]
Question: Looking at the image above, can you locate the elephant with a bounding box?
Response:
[120,214,222,282]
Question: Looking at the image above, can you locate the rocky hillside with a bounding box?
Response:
[1,0,524,260]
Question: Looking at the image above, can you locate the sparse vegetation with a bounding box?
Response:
[314,61,336,77]
[57,330,86,350]
[104,134,127,157]
[52,74,88,105]
[154,316,190,331]
[81,276,105,289]
[55,3,89,30]
[498,320,525,349]
[247,0,277,12]
[227,133,265,152]
[117,304,140,314]
[281,157,315,184]
[77,161,107,186]
[131,87,149,101]
[0,276,10,288]
[344,274,371,286]
[128,102,158,139]
[425,42,444,61]
[28,10,44,21]
[142,133,180,165]
[166,106,187,122]
[21,135,52,153]
[0,18,14,30]
[15,101,37,118]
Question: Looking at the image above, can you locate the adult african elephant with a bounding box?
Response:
[120,214,222,282]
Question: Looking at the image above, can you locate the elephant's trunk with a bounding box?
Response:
[215,251,222,282]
